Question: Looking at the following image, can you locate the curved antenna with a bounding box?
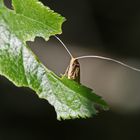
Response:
[54,35,73,58]
[75,55,140,72]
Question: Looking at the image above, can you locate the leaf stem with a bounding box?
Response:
[75,55,140,72]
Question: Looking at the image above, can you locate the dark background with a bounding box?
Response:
[1,0,140,140]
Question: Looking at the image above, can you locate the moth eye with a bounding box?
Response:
[72,63,76,66]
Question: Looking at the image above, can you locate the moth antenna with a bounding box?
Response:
[75,55,140,72]
[54,35,73,58]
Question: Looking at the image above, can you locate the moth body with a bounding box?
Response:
[64,58,80,83]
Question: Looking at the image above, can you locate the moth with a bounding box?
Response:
[55,35,140,84]
[64,58,80,83]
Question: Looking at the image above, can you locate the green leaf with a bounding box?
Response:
[0,0,109,120]
[1,0,65,41]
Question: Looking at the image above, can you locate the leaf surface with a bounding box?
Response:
[0,0,108,120]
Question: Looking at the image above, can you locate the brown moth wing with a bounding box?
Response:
[64,58,80,83]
